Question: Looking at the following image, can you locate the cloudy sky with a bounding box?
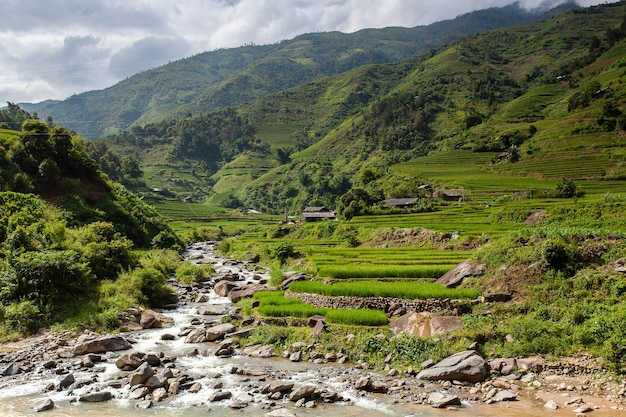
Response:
[0,0,610,104]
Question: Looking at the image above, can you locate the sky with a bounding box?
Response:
[0,0,611,104]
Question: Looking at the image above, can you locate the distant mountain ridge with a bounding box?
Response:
[28,1,578,139]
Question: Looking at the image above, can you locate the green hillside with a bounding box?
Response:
[33,3,576,139]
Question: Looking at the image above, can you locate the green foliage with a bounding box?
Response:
[176,261,214,284]
[555,178,585,198]
[0,250,90,316]
[0,300,41,334]
[271,242,297,264]
[289,280,480,300]
[325,309,388,326]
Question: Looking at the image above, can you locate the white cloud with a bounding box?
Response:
[0,0,614,103]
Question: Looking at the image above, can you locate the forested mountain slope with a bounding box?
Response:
[32,2,576,139]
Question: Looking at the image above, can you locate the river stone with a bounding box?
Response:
[209,390,233,402]
[33,398,54,412]
[129,363,154,386]
[206,323,235,342]
[428,392,462,408]
[416,350,490,383]
[130,386,150,400]
[544,399,559,410]
[58,374,75,390]
[72,335,131,356]
[243,344,274,358]
[144,374,169,389]
[140,312,157,329]
[435,260,485,287]
[115,352,145,371]
[1,363,22,377]
[185,328,208,343]
[289,385,316,402]
[494,390,518,402]
[152,387,168,402]
[79,391,113,402]
[197,305,228,316]
[261,381,294,395]
[214,281,240,297]
[228,283,268,303]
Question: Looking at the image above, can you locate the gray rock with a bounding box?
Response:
[261,381,295,394]
[494,390,518,402]
[115,352,144,371]
[185,328,208,344]
[129,363,154,387]
[79,391,113,402]
[289,385,316,402]
[58,374,75,390]
[243,344,274,358]
[206,323,235,342]
[428,392,462,408]
[33,398,54,412]
[1,363,22,377]
[416,350,490,383]
[130,386,150,400]
[544,399,559,410]
[436,260,484,287]
[214,280,240,297]
[209,390,232,402]
[197,305,228,316]
[71,335,131,356]
[228,283,268,303]
[152,387,168,402]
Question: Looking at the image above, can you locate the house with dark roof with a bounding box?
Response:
[383,197,419,209]
[302,206,336,222]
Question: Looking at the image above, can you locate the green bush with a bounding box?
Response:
[0,250,91,314]
[131,267,176,307]
[176,261,213,284]
[1,300,40,334]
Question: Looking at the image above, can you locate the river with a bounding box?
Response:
[0,243,618,417]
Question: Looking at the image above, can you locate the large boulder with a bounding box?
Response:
[206,323,236,342]
[72,335,131,356]
[228,283,268,303]
[115,352,145,371]
[185,328,208,344]
[416,350,490,383]
[389,312,431,337]
[214,281,241,297]
[79,391,113,402]
[436,260,484,288]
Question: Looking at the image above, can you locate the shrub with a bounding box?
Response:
[1,300,41,334]
[176,261,213,284]
[130,267,176,307]
[0,250,91,314]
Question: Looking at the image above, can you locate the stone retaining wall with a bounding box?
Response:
[285,291,459,313]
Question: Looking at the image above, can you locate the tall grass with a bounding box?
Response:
[325,309,388,326]
[289,280,480,300]
[316,264,452,279]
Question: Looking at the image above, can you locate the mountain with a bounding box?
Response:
[94,1,626,215]
[33,2,578,140]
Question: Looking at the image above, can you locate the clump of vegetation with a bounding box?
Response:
[289,280,479,300]
[175,261,214,284]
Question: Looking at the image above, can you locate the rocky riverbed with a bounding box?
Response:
[1,242,625,416]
